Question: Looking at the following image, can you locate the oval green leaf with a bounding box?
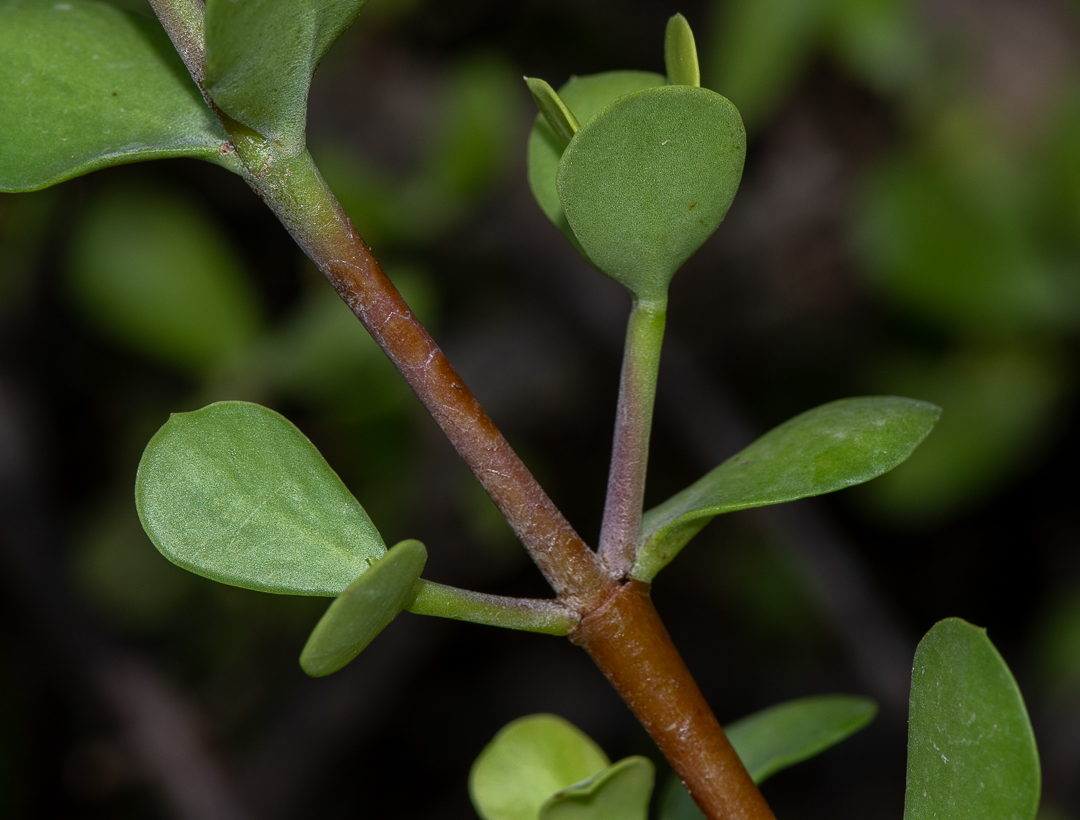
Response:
[905,618,1040,820]
[136,401,385,596]
[68,186,262,375]
[540,756,654,820]
[300,539,426,677]
[470,714,610,820]
[205,0,368,152]
[527,71,666,250]
[0,0,236,192]
[633,396,941,582]
[659,695,877,820]
[556,85,745,300]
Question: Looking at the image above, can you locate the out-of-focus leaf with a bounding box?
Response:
[823,0,921,92]
[856,154,1069,335]
[426,55,520,200]
[136,401,385,596]
[557,86,745,300]
[725,695,877,783]
[300,539,425,676]
[204,0,368,152]
[705,0,827,128]
[68,186,261,376]
[540,756,654,820]
[72,507,196,631]
[659,695,877,820]
[905,618,1040,820]
[470,714,610,820]
[527,71,665,249]
[0,0,235,192]
[634,397,940,582]
[1035,587,1080,694]
[862,348,1061,522]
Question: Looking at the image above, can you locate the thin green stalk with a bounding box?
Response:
[597,298,667,578]
[408,581,578,635]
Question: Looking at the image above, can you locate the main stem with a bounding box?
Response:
[574,581,775,820]
[150,5,775,817]
[597,298,666,578]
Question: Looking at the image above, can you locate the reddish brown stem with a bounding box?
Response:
[573,580,776,820]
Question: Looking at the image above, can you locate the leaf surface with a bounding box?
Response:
[68,185,261,375]
[136,401,385,596]
[204,0,367,152]
[659,695,877,819]
[634,396,940,581]
[0,0,234,191]
[904,618,1040,820]
[540,756,654,820]
[557,85,744,300]
[300,539,426,676]
[470,714,610,820]
[526,71,665,249]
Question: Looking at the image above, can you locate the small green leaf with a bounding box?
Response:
[905,618,1040,820]
[67,185,262,375]
[526,71,666,249]
[659,695,877,820]
[526,77,579,147]
[470,715,610,820]
[540,756,654,820]
[727,695,877,783]
[136,401,385,596]
[557,85,745,300]
[664,14,700,87]
[634,396,940,581]
[300,539,426,677]
[204,0,368,153]
[0,0,235,192]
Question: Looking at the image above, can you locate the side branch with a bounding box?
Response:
[572,581,776,820]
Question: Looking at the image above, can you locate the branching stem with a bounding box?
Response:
[598,298,667,577]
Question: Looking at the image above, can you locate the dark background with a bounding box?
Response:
[2,0,1079,817]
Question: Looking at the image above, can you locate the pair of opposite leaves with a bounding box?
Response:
[136,395,938,676]
[469,620,1040,820]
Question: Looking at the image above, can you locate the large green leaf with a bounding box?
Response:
[905,618,1040,820]
[0,0,235,192]
[540,756,654,820]
[659,695,877,820]
[67,185,262,375]
[633,396,940,581]
[557,85,745,301]
[526,71,665,250]
[300,539,426,677]
[470,714,610,820]
[136,401,385,596]
[204,0,368,153]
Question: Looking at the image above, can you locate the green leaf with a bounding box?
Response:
[556,85,745,300]
[659,695,877,820]
[204,0,368,153]
[67,185,262,375]
[0,0,235,192]
[634,396,940,581]
[664,14,700,87]
[526,78,579,147]
[526,71,666,250]
[300,539,426,677]
[540,756,654,820]
[726,694,877,783]
[470,714,610,820]
[136,401,385,596]
[905,618,1040,820]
